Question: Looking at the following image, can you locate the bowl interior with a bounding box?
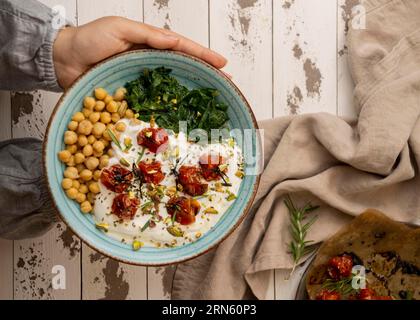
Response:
[45,50,260,265]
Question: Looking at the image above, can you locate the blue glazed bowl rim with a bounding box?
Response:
[43,49,261,266]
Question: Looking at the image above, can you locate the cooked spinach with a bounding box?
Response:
[125,67,229,134]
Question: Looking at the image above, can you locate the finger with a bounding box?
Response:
[117,19,227,69]
[118,20,180,49]
[157,27,227,69]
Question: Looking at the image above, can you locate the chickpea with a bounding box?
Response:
[107,149,114,157]
[93,150,103,158]
[87,135,96,145]
[125,108,134,119]
[83,96,96,110]
[75,192,86,203]
[93,170,102,181]
[66,188,78,200]
[92,122,106,136]
[78,120,93,135]
[78,135,88,147]
[93,140,105,153]
[105,100,118,113]
[85,157,99,171]
[111,112,120,123]
[75,192,86,204]
[100,112,111,124]
[68,121,78,131]
[94,100,105,112]
[113,87,126,101]
[104,95,113,104]
[64,167,78,179]
[99,155,109,169]
[79,184,89,194]
[64,131,78,145]
[80,201,92,213]
[67,155,76,167]
[74,152,85,164]
[88,112,100,124]
[72,179,80,189]
[83,144,93,157]
[80,169,93,181]
[76,163,85,173]
[98,138,108,147]
[66,144,78,154]
[58,150,72,163]
[72,112,85,122]
[94,88,107,100]
[61,178,73,190]
[82,108,93,118]
[88,182,100,194]
[115,122,126,132]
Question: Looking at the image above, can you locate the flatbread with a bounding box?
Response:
[306,209,420,300]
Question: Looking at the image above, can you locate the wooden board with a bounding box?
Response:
[337,0,357,119]
[143,0,209,299]
[81,245,147,300]
[76,0,148,300]
[273,0,338,299]
[0,91,13,300]
[273,0,337,117]
[210,0,273,121]
[209,0,274,299]
[12,0,81,300]
[77,0,143,23]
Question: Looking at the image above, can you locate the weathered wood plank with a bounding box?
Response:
[0,90,13,300]
[337,0,358,119]
[144,0,208,46]
[210,0,273,121]
[209,0,274,299]
[142,0,210,299]
[273,0,338,299]
[273,0,337,117]
[12,0,81,300]
[77,0,143,23]
[76,0,148,300]
[81,246,147,300]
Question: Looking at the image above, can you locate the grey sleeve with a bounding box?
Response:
[0,138,58,240]
[0,0,63,92]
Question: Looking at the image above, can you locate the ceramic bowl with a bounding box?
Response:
[44,49,261,265]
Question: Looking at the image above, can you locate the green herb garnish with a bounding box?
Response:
[106,128,122,150]
[322,278,355,296]
[125,67,229,134]
[136,148,145,164]
[285,194,319,277]
[141,219,151,232]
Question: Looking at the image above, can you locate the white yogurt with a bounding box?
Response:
[94,119,244,248]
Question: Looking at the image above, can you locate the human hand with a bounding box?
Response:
[53,16,227,89]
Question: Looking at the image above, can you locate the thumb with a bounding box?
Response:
[118,19,180,49]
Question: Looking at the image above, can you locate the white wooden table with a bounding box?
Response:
[0,0,356,300]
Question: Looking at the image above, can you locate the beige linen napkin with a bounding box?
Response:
[172,0,420,299]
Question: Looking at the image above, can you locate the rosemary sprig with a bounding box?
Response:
[322,278,355,296]
[106,128,122,150]
[285,194,319,278]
